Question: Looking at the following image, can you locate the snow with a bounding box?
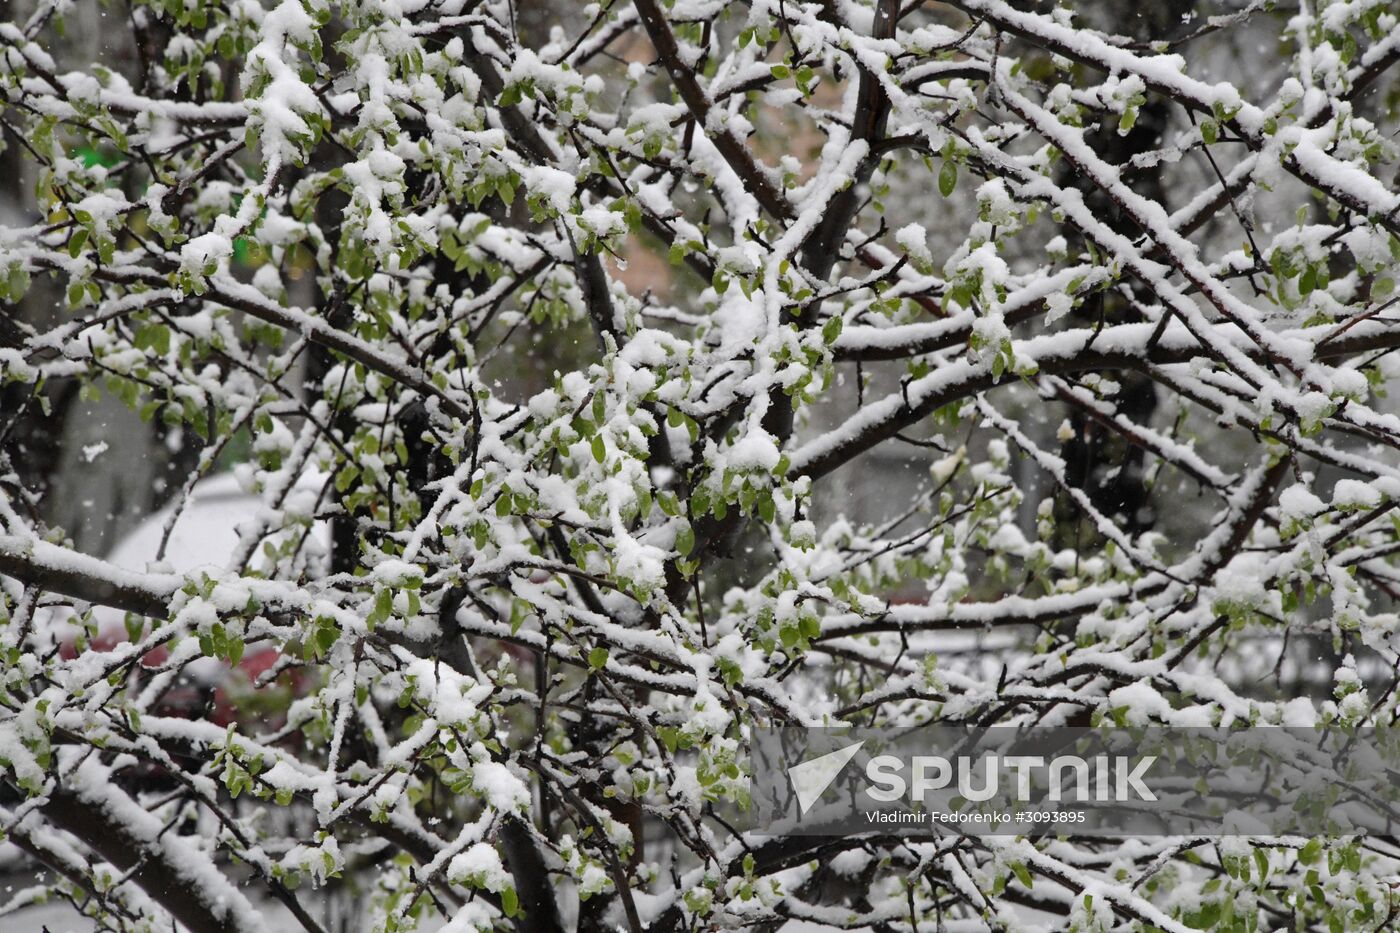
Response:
[725,431,782,472]
[1279,485,1326,520]
[447,842,511,892]
[5,0,1400,928]
[103,472,329,577]
[1108,681,1173,726]
[469,758,531,814]
[894,223,932,266]
[1332,478,1381,509]
[524,165,577,214]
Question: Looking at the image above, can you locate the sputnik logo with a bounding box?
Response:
[787,740,866,815]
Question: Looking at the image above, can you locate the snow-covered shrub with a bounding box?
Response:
[2,0,1400,929]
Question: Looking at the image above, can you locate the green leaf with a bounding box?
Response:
[757,495,775,523]
[8,265,30,299]
[591,434,606,463]
[314,623,339,657]
[821,315,843,344]
[588,646,609,670]
[938,160,957,197]
[1299,265,1317,296]
[368,588,392,629]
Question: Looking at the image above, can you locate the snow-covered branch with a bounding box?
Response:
[3,0,1400,928]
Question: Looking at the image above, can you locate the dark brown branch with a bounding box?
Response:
[0,536,174,616]
[796,325,1400,480]
[462,44,622,347]
[632,0,791,220]
[798,0,900,280]
[947,0,1400,237]
[35,784,259,933]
